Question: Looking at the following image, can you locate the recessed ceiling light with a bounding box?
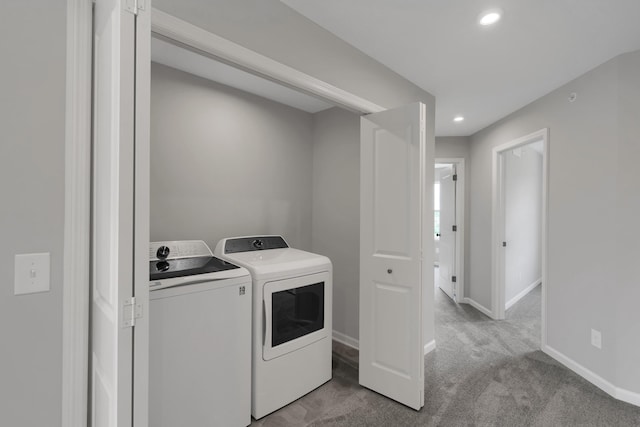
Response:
[479,9,503,26]
[453,116,465,122]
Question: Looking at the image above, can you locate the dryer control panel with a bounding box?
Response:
[223,236,289,253]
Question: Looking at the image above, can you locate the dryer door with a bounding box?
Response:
[263,271,330,360]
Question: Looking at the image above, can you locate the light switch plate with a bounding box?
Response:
[14,253,50,295]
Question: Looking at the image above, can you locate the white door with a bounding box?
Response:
[91,1,138,425]
[438,165,456,301]
[359,102,426,410]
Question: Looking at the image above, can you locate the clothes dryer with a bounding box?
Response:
[215,236,332,419]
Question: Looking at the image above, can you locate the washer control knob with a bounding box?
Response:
[156,261,170,272]
[156,245,170,260]
[252,239,264,249]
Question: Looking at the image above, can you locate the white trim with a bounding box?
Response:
[505,278,541,310]
[617,388,640,408]
[543,345,640,407]
[462,297,495,319]
[133,4,151,426]
[435,157,465,302]
[150,8,385,115]
[491,128,549,359]
[62,1,92,426]
[423,340,436,355]
[330,333,438,359]
[332,330,359,350]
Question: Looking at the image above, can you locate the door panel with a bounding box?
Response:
[360,103,425,411]
[373,127,412,257]
[91,1,135,426]
[373,282,411,376]
[438,165,456,300]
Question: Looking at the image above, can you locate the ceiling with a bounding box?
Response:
[280,0,640,136]
[151,37,333,113]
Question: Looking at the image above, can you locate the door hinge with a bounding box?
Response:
[453,174,458,181]
[452,225,457,232]
[122,297,143,328]
[452,275,457,283]
[125,0,145,14]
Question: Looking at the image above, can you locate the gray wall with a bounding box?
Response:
[150,63,314,250]
[615,51,640,393]
[311,108,361,342]
[503,146,542,306]
[0,1,66,426]
[435,137,471,297]
[149,0,438,354]
[152,0,433,111]
[468,50,640,395]
[152,0,438,348]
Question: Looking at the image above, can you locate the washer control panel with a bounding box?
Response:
[149,240,212,261]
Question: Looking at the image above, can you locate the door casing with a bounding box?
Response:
[435,158,465,302]
[491,129,549,348]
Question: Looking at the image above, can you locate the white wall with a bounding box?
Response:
[150,63,314,250]
[503,145,542,307]
[468,50,640,399]
[0,2,66,426]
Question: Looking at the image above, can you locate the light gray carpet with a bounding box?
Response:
[251,286,640,426]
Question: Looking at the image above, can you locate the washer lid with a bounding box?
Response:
[149,256,240,281]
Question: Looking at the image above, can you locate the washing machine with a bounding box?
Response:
[215,235,332,419]
[149,240,252,427]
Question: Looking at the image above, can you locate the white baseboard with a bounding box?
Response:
[505,278,541,310]
[424,340,436,355]
[462,297,494,318]
[332,330,359,350]
[332,331,438,358]
[617,387,640,407]
[543,345,640,407]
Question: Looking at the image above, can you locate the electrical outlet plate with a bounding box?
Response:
[591,329,602,349]
[14,253,50,295]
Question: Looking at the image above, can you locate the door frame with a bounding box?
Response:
[435,158,465,302]
[150,9,385,114]
[62,0,92,425]
[63,4,412,423]
[491,128,549,346]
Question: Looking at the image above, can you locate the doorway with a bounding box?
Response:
[491,129,549,346]
[434,158,465,303]
[77,6,434,424]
